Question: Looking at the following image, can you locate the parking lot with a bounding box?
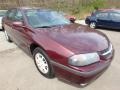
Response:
[0,28,120,90]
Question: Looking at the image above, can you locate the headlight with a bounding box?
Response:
[68,53,100,66]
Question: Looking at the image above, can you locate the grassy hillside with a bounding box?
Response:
[48,0,120,19]
[0,0,120,19]
[47,0,120,19]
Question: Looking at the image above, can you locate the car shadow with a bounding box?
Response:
[0,29,4,31]
[96,27,120,32]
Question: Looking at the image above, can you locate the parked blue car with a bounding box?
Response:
[85,9,120,29]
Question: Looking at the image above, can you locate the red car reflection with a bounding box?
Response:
[59,11,76,23]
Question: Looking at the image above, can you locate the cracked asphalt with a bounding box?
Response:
[0,28,120,90]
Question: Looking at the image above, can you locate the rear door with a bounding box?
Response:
[109,12,120,29]
[96,12,111,28]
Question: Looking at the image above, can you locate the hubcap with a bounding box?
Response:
[90,22,96,29]
[35,53,49,74]
[4,31,9,40]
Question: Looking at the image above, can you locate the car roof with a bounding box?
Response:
[98,8,120,13]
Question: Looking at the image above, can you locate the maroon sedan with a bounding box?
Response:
[2,7,114,87]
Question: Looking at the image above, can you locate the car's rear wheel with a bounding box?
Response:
[4,30,12,42]
[90,22,96,29]
[33,47,55,78]
[2,26,5,31]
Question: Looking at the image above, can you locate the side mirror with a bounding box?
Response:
[13,21,24,27]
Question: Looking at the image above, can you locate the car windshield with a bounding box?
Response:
[0,10,6,17]
[25,9,71,28]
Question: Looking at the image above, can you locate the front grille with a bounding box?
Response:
[98,44,113,60]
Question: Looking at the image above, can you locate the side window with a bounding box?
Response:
[7,9,16,20]
[14,10,23,21]
[96,12,109,20]
[110,12,120,21]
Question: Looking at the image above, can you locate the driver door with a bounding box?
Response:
[12,10,31,53]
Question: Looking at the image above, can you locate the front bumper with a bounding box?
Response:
[51,59,112,86]
[51,60,110,77]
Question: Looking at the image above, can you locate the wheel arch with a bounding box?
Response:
[29,43,45,55]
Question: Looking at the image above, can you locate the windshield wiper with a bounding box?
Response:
[35,24,65,28]
[35,26,52,28]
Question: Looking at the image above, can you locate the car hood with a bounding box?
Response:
[36,24,109,54]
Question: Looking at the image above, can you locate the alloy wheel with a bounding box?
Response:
[35,53,49,74]
[90,22,96,29]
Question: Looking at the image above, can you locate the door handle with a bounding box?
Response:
[12,26,24,32]
[18,28,24,32]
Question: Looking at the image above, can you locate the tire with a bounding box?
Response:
[33,47,55,78]
[89,22,96,29]
[2,26,5,31]
[4,30,12,42]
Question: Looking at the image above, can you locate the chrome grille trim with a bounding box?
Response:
[101,44,113,56]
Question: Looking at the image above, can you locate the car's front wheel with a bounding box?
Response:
[90,22,96,29]
[33,47,55,78]
[4,30,12,42]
